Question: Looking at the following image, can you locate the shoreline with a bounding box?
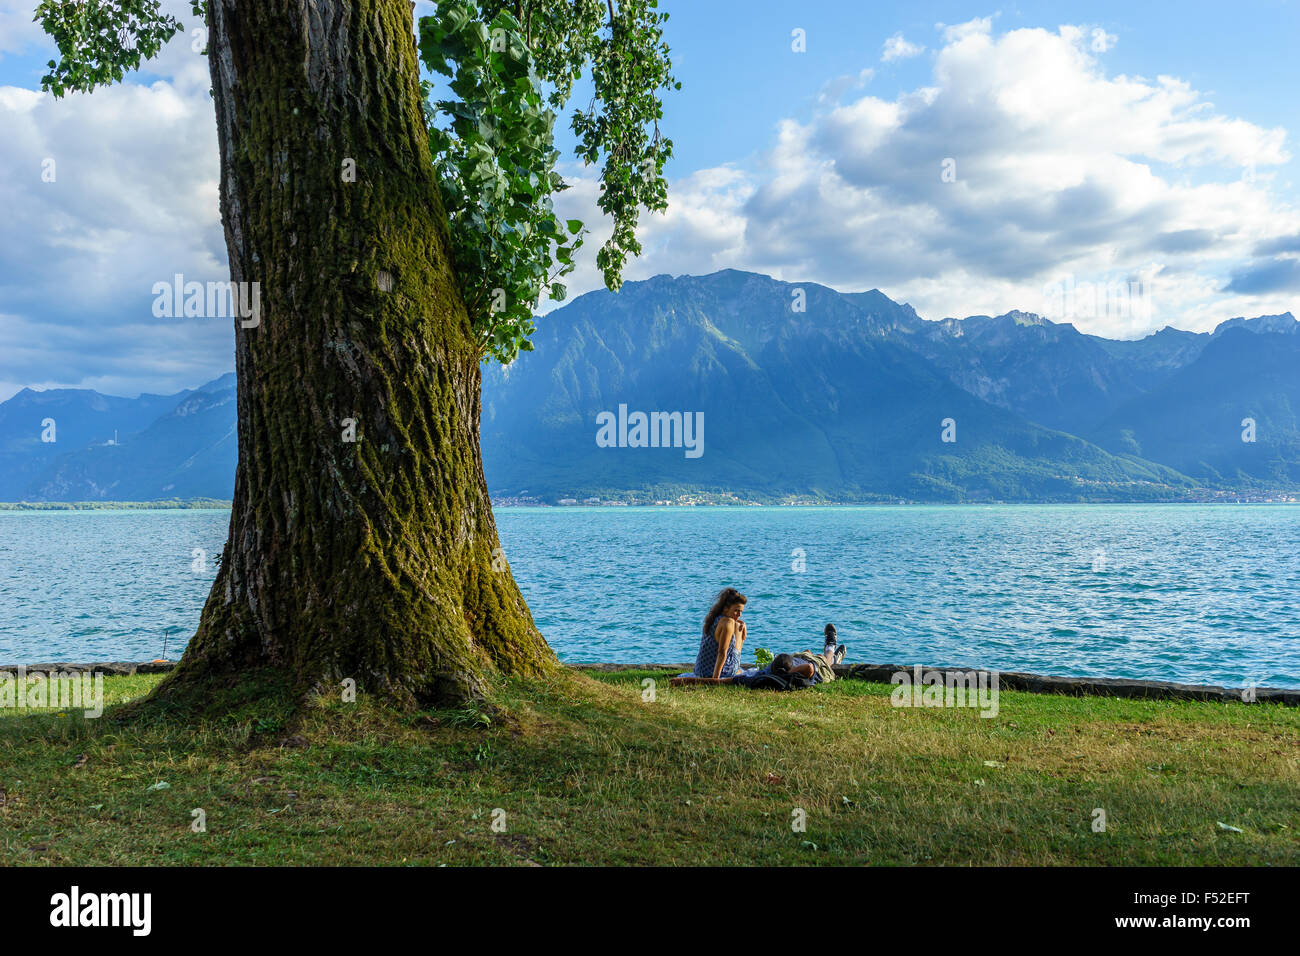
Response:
[580,662,1300,704]
[7,659,1297,705]
[4,499,1300,511]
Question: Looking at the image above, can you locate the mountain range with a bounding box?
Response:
[3,270,1297,502]
[0,373,236,501]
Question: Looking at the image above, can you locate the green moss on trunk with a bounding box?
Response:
[171,0,555,709]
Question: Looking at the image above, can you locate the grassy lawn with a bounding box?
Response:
[2,667,1297,865]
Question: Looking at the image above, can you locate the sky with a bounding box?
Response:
[1,0,1299,400]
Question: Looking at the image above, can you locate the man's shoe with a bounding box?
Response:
[823,623,838,657]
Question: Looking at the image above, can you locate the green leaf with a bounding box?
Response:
[417,0,677,365]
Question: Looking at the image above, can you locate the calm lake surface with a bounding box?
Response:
[1,505,1297,688]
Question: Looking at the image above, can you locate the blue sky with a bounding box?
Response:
[646,0,1300,174]
[2,0,1298,400]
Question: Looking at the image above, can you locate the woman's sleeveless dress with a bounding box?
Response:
[694,616,740,678]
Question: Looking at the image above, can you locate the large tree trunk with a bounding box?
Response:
[172,0,555,707]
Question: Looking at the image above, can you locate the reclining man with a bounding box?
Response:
[736,624,845,687]
[674,624,846,688]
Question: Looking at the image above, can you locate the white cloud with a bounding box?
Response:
[555,20,1298,337]
[1087,26,1117,53]
[0,3,228,401]
[937,16,995,44]
[815,67,874,106]
[881,33,925,63]
[544,164,754,311]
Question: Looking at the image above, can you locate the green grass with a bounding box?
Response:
[2,668,1297,865]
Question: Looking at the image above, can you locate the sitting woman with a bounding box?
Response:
[693,587,748,679]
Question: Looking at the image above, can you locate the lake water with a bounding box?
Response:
[1,505,1297,688]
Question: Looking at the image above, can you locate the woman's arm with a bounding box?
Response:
[711,619,735,679]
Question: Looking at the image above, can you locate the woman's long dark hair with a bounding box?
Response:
[703,587,747,637]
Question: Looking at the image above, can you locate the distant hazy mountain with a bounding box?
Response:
[1,272,1296,502]
[891,310,1297,436]
[0,385,193,499]
[1090,329,1300,486]
[0,374,234,501]
[894,311,1185,434]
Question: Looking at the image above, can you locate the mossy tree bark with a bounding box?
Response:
[172,0,555,707]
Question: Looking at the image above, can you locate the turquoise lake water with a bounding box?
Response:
[1,505,1297,688]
